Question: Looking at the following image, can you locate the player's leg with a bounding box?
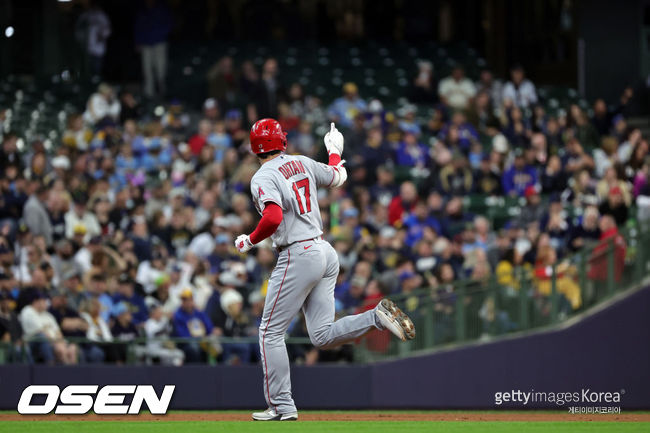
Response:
[303,242,416,348]
[301,242,379,349]
[257,248,323,418]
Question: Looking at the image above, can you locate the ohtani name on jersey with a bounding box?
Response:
[278,160,306,179]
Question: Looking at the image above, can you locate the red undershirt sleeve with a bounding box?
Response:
[249,202,283,244]
[328,153,341,166]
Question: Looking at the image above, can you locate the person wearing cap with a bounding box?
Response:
[172,289,218,363]
[224,109,248,146]
[113,275,149,325]
[327,82,368,129]
[207,232,237,274]
[501,149,538,197]
[23,181,53,247]
[65,193,101,243]
[19,292,78,364]
[518,185,545,227]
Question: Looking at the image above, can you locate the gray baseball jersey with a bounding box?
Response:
[250,154,337,247]
[250,153,382,414]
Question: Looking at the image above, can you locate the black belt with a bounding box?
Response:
[276,236,322,253]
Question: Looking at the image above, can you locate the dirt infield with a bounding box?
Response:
[1,412,649,422]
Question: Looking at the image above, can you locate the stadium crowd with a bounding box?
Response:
[0,55,642,365]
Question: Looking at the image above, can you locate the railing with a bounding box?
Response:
[353,218,650,362]
[1,220,648,366]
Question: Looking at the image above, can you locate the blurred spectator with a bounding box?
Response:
[75,2,111,77]
[473,154,502,195]
[144,302,184,365]
[83,83,121,126]
[475,69,503,109]
[23,183,52,247]
[253,58,284,119]
[0,291,29,362]
[110,302,138,363]
[328,83,368,129]
[63,114,93,150]
[213,288,254,364]
[467,91,499,134]
[395,132,428,167]
[518,186,544,227]
[388,182,418,227]
[80,297,117,362]
[439,155,473,196]
[502,65,537,109]
[411,61,437,104]
[501,149,537,197]
[572,106,599,150]
[438,66,476,111]
[568,206,600,252]
[562,138,595,175]
[113,275,148,325]
[20,292,78,364]
[207,56,237,105]
[534,246,581,311]
[588,215,626,283]
[598,185,629,226]
[135,0,173,98]
[172,289,218,363]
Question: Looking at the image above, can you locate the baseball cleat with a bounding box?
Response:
[376,298,416,341]
[252,408,298,421]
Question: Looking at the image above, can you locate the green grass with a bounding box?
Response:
[0,421,649,433]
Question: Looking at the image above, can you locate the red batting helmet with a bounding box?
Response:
[250,118,287,154]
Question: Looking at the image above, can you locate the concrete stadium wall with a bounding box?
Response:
[1,286,648,410]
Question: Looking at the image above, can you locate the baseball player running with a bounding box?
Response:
[235,119,415,421]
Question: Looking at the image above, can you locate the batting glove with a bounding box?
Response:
[324,122,344,156]
[234,234,253,253]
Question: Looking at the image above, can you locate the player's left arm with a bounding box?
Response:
[323,122,347,187]
[235,174,285,253]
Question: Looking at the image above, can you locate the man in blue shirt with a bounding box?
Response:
[113,275,148,326]
[172,289,218,363]
[328,83,367,129]
[502,149,538,197]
